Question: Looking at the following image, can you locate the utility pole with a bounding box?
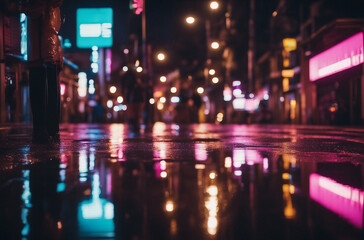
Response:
[142,0,147,71]
[247,0,255,94]
[0,14,6,123]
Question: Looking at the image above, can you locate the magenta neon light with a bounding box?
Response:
[60,83,66,96]
[309,173,364,229]
[309,32,364,81]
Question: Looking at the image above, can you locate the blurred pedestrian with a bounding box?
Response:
[121,65,145,135]
[92,98,106,123]
[21,0,63,143]
[191,92,202,123]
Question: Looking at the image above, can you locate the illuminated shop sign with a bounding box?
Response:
[130,0,143,15]
[77,8,113,48]
[310,173,363,229]
[78,72,87,97]
[20,13,27,60]
[309,32,364,82]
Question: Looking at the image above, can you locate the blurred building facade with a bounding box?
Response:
[252,0,364,125]
[0,9,81,124]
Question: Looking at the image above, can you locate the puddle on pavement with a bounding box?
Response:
[0,123,363,239]
[1,142,363,240]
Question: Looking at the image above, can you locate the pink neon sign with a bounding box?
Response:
[132,0,143,15]
[309,32,364,81]
[60,83,66,96]
[309,173,364,229]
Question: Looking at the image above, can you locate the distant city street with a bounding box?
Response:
[1,0,364,239]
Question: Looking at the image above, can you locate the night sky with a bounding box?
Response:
[60,0,209,52]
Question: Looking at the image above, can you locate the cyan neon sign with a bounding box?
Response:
[77,8,113,48]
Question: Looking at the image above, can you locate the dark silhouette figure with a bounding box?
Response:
[92,99,106,123]
[22,0,63,143]
[191,93,202,123]
[121,66,145,134]
[28,157,62,240]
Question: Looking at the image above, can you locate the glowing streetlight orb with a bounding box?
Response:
[212,77,219,84]
[186,16,195,24]
[149,98,155,104]
[160,76,167,82]
[210,1,219,10]
[117,96,124,103]
[157,52,166,61]
[107,100,113,108]
[209,69,216,75]
[122,66,128,72]
[211,41,220,49]
[136,66,143,72]
[170,87,177,93]
[157,103,164,110]
[160,97,166,103]
[109,86,117,94]
[197,87,204,94]
[165,201,174,212]
[161,171,167,178]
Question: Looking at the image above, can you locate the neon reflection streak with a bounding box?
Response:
[109,124,125,161]
[153,122,167,136]
[205,185,219,235]
[79,149,88,182]
[195,143,208,161]
[21,170,31,237]
[310,173,364,229]
[78,173,115,236]
[233,149,245,168]
[153,142,168,160]
[232,149,263,170]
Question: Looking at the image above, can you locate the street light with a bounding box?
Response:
[209,69,216,75]
[109,86,117,94]
[160,97,166,103]
[212,77,219,84]
[197,87,204,94]
[157,52,166,61]
[117,96,124,103]
[211,41,220,49]
[160,76,167,82]
[137,67,143,73]
[186,16,196,24]
[210,1,219,10]
[170,87,177,93]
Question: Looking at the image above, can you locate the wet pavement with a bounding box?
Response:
[0,123,363,240]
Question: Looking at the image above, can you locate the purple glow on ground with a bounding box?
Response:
[309,32,364,81]
[309,173,364,229]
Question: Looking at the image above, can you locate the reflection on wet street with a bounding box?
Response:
[0,123,363,239]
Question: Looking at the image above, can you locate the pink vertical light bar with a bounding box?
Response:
[309,173,364,229]
[106,48,112,76]
[309,32,364,81]
[107,171,112,196]
[60,83,66,96]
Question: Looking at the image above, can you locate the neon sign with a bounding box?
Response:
[78,72,87,97]
[77,8,113,48]
[310,173,363,229]
[20,13,27,60]
[309,32,364,81]
[130,0,143,15]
